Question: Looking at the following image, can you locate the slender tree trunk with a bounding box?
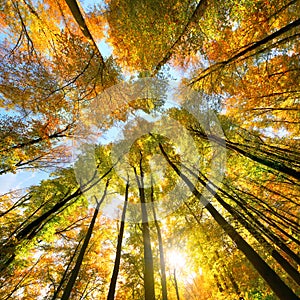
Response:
[51,237,84,300]
[151,181,168,300]
[16,188,82,241]
[65,0,105,64]
[8,193,61,240]
[159,143,299,300]
[61,180,109,300]
[134,161,156,300]
[0,168,112,273]
[0,192,31,218]
[213,274,224,292]
[219,271,229,290]
[0,189,80,273]
[173,269,180,300]
[107,182,129,300]
[0,124,71,153]
[189,17,300,85]
[227,184,299,234]
[0,154,44,175]
[191,129,300,180]
[2,256,43,300]
[192,167,300,281]
[151,0,208,76]
[16,167,112,241]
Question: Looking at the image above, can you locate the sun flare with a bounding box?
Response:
[168,250,186,270]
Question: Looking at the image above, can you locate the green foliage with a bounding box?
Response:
[0,0,299,299]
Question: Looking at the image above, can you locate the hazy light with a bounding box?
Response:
[168,250,186,270]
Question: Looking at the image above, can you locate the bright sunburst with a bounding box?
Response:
[168,249,186,270]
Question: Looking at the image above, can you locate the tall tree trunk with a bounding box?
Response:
[159,143,299,300]
[191,129,300,180]
[60,180,109,300]
[15,167,112,241]
[189,17,300,85]
[134,160,156,300]
[51,237,84,300]
[107,181,129,300]
[0,187,81,273]
[151,181,168,300]
[173,269,180,300]
[191,167,300,281]
[65,0,105,65]
[0,167,112,273]
[226,183,299,235]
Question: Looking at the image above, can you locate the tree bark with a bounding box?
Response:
[65,0,105,65]
[189,17,300,85]
[51,237,84,300]
[151,181,168,300]
[159,143,299,300]
[173,269,180,300]
[61,180,109,300]
[183,164,300,285]
[134,160,156,300]
[191,128,300,180]
[0,167,113,273]
[107,181,129,300]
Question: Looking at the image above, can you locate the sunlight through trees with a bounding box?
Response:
[0,0,299,299]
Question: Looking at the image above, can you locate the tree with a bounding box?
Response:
[107,181,129,300]
[106,0,196,72]
[0,145,113,273]
[60,180,109,300]
[133,158,156,300]
[1,0,299,299]
[151,180,168,300]
[158,140,299,300]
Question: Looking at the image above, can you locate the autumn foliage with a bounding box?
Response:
[0,0,299,299]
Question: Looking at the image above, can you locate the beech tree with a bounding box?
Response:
[0,0,299,299]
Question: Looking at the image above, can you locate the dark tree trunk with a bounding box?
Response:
[151,182,168,300]
[189,17,300,84]
[191,168,300,282]
[134,161,156,300]
[214,274,224,292]
[0,124,71,153]
[65,0,105,64]
[0,168,112,272]
[60,180,109,300]
[107,182,129,300]
[173,269,180,300]
[159,143,299,300]
[191,129,300,180]
[51,237,84,300]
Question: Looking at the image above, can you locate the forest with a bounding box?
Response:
[0,0,299,299]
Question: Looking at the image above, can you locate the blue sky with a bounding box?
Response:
[0,170,49,195]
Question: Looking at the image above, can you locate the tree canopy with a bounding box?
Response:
[0,0,299,299]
